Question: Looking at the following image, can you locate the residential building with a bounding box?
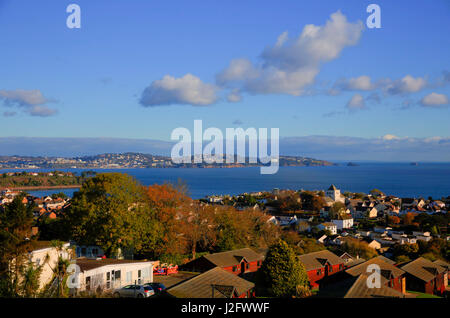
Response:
[345,257,406,293]
[298,250,345,288]
[400,257,446,295]
[180,248,264,276]
[318,222,337,235]
[28,241,72,290]
[72,258,156,293]
[331,215,354,230]
[165,267,255,298]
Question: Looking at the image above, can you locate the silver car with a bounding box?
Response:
[113,284,155,298]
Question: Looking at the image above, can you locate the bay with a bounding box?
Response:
[1,162,449,199]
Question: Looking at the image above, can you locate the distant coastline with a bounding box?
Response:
[0,185,81,191]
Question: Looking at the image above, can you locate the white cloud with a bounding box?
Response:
[217,11,363,96]
[216,58,260,86]
[382,134,401,141]
[27,105,58,117]
[140,74,218,106]
[227,89,242,103]
[346,94,365,110]
[0,89,49,106]
[0,89,58,117]
[336,75,375,91]
[385,75,427,95]
[420,92,449,107]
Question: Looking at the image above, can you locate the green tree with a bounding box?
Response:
[257,240,309,297]
[329,202,346,219]
[64,173,153,257]
[20,261,42,298]
[0,194,36,297]
[301,192,325,212]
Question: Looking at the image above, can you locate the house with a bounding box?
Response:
[165,267,255,298]
[297,220,311,232]
[72,258,156,293]
[433,260,449,288]
[338,252,356,264]
[345,257,406,293]
[400,257,446,295]
[331,215,353,230]
[367,239,382,250]
[28,241,72,290]
[318,222,337,235]
[325,185,345,203]
[318,273,406,298]
[317,235,327,244]
[298,250,345,288]
[180,248,264,275]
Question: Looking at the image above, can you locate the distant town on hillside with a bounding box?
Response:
[0,153,335,169]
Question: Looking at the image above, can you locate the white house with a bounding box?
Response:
[70,258,156,294]
[331,216,354,230]
[318,222,337,235]
[29,241,72,290]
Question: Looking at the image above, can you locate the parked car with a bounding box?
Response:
[144,282,166,294]
[113,284,155,298]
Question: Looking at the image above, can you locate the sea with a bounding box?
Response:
[1,162,449,199]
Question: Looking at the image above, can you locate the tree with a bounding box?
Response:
[301,192,325,212]
[0,194,36,297]
[19,261,42,298]
[64,173,153,257]
[329,202,346,219]
[257,240,309,297]
[370,189,385,197]
[341,238,378,260]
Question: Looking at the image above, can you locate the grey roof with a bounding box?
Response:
[346,257,405,279]
[373,255,396,265]
[401,257,446,282]
[203,248,264,268]
[344,274,405,298]
[75,258,152,272]
[166,267,255,298]
[346,258,367,268]
[328,184,338,191]
[298,250,343,271]
[434,259,450,271]
[319,273,405,298]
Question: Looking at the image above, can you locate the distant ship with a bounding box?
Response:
[347,162,359,167]
[410,162,419,166]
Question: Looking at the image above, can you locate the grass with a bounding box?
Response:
[406,290,442,298]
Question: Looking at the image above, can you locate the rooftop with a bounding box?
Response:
[166,267,254,298]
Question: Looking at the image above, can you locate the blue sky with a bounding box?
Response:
[0,0,449,160]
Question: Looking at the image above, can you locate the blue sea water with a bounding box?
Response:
[1,163,449,199]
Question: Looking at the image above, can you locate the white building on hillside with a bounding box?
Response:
[326,185,345,203]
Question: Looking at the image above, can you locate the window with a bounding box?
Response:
[115,270,121,279]
[317,269,321,275]
[138,270,141,278]
[246,263,250,269]
[126,271,132,283]
[233,266,238,272]
[106,272,110,281]
[339,264,343,270]
[86,276,91,290]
